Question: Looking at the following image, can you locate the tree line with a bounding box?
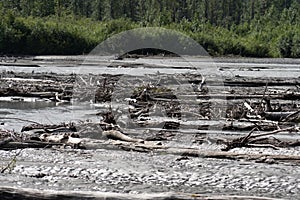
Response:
[0,0,299,57]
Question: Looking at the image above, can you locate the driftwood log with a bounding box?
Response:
[0,186,282,200]
[81,139,300,164]
[1,136,299,164]
[102,130,144,143]
[222,127,299,151]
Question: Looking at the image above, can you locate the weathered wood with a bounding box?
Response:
[263,112,296,121]
[0,141,64,150]
[82,139,300,164]
[0,72,75,101]
[222,127,299,151]
[103,130,144,143]
[0,186,282,200]
[21,123,76,132]
[0,138,13,147]
[224,77,299,87]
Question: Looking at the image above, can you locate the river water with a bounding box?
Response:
[0,56,299,132]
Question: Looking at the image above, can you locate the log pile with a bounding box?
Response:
[0,71,300,163]
[0,71,75,101]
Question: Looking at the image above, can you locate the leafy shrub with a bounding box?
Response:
[278,31,294,57]
[291,31,300,57]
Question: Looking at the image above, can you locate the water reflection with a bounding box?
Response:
[0,101,56,110]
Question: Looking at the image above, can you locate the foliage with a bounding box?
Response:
[278,29,300,58]
[0,0,299,57]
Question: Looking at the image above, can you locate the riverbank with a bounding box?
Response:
[0,56,299,199]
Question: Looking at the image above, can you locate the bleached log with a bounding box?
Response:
[1,77,55,83]
[102,130,143,143]
[0,186,282,200]
[82,139,300,164]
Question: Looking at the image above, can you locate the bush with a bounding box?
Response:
[291,31,300,57]
[0,9,299,58]
[278,31,294,57]
[104,18,137,37]
[0,16,98,55]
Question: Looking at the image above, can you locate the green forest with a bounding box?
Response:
[0,0,300,57]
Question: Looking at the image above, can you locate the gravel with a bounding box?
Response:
[1,147,300,199]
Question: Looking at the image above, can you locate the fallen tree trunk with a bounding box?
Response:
[0,141,65,150]
[222,127,299,151]
[263,112,296,121]
[0,186,282,200]
[103,130,144,143]
[82,139,300,164]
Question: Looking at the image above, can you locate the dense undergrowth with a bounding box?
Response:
[0,7,299,57]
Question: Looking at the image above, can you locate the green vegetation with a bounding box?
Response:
[0,0,299,57]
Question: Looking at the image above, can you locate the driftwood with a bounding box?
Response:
[1,70,300,166]
[39,133,82,146]
[0,127,84,150]
[0,186,282,200]
[179,93,300,100]
[281,110,300,122]
[0,138,14,147]
[161,148,300,164]
[80,139,300,164]
[263,111,298,121]
[102,130,144,143]
[2,126,299,164]
[1,135,300,163]
[21,123,77,132]
[0,132,85,150]
[224,76,299,87]
[0,71,74,101]
[1,124,144,150]
[0,140,70,150]
[222,127,298,151]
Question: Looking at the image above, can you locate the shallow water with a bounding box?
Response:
[1,57,299,133]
